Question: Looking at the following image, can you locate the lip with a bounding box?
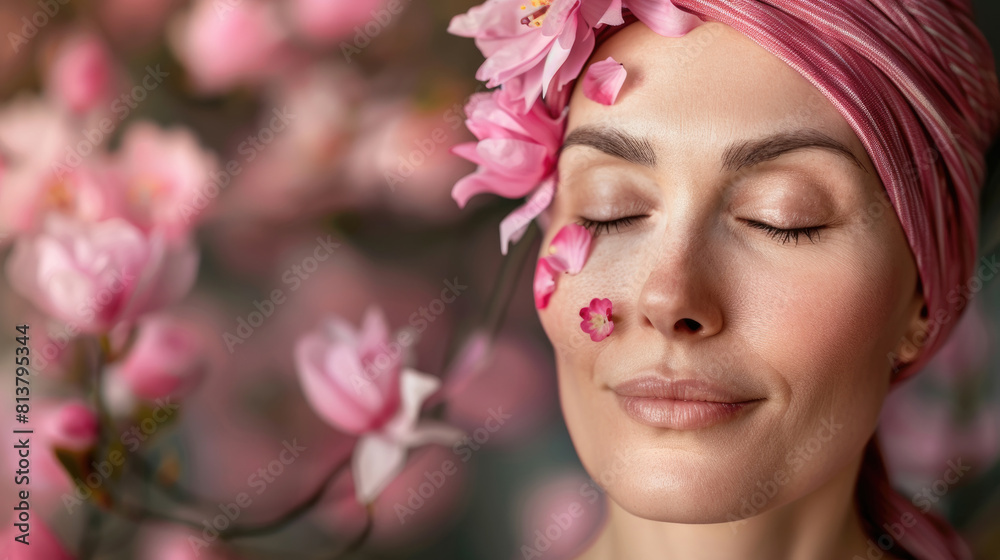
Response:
[611,376,764,430]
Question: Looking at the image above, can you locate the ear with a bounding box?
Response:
[888,278,930,375]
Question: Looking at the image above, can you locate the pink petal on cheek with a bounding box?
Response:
[533,257,558,309]
[546,223,591,273]
[582,57,627,106]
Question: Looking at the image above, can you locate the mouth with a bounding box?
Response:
[611,376,764,430]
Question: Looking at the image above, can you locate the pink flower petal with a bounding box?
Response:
[580,0,624,27]
[624,0,702,37]
[534,257,558,310]
[579,298,614,341]
[583,57,627,106]
[499,175,556,255]
[546,223,592,273]
[353,433,406,504]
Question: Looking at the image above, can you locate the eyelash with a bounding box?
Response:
[745,220,823,245]
[577,216,644,237]
[577,216,823,245]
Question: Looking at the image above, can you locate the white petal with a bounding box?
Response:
[352,434,406,504]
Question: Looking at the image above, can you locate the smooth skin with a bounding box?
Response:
[535,21,927,560]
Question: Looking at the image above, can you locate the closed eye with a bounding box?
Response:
[577,215,646,237]
[745,220,823,245]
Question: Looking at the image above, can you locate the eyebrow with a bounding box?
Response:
[561,126,657,167]
[560,126,868,174]
[721,128,868,174]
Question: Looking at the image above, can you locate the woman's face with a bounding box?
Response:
[537,21,926,522]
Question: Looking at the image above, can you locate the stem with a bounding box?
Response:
[481,222,539,340]
[222,454,351,538]
[79,336,111,559]
[330,502,374,559]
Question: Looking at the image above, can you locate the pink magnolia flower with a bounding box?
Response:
[449,0,623,111]
[451,90,565,253]
[451,88,564,207]
[168,0,293,94]
[5,216,199,333]
[0,516,73,560]
[582,56,626,105]
[45,31,118,114]
[114,121,219,238]
[580,297,613,341]
[545,223,591,273]
[294,307,464,503]
[115,314,206,400]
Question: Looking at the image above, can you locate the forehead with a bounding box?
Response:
[565,22,857,157]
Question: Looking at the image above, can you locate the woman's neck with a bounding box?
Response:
[576,453,888,560]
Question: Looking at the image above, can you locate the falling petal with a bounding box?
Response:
[582,57,627,106]
[534,257,558,309]
[546,223,592,273]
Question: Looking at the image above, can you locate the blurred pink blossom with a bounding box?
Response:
[289,0,389,45]
[169,0,294,94]
[0,97,119,238]
[135,522,241,559]
[114,121,219,238]
[294,307,463,503]
[115,314,207,400]
[98,0,182,48]
[46,401,99,452]
[5,216,199,333]
[45,31,119,115]
[516,471,605,560]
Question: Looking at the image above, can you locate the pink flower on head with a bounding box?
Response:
[533,257,557,309]
[451,88,564,208]
[449,0,623,111]
[5,216,199,333]
[451,90,565,253]
[582,56,626,105]
[294,307,463,503]
[116,314,207,400]
[580,297,613,341]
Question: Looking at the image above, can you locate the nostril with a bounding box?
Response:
[677,318,702,333]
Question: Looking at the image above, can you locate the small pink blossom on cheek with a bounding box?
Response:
[546,223,591,273]
[582,57,627,106]
[533,257,557,310]
[579,298,614,341]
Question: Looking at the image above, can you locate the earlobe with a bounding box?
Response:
[889,289,930,375]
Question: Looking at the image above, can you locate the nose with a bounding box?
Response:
[637,234,724,339]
